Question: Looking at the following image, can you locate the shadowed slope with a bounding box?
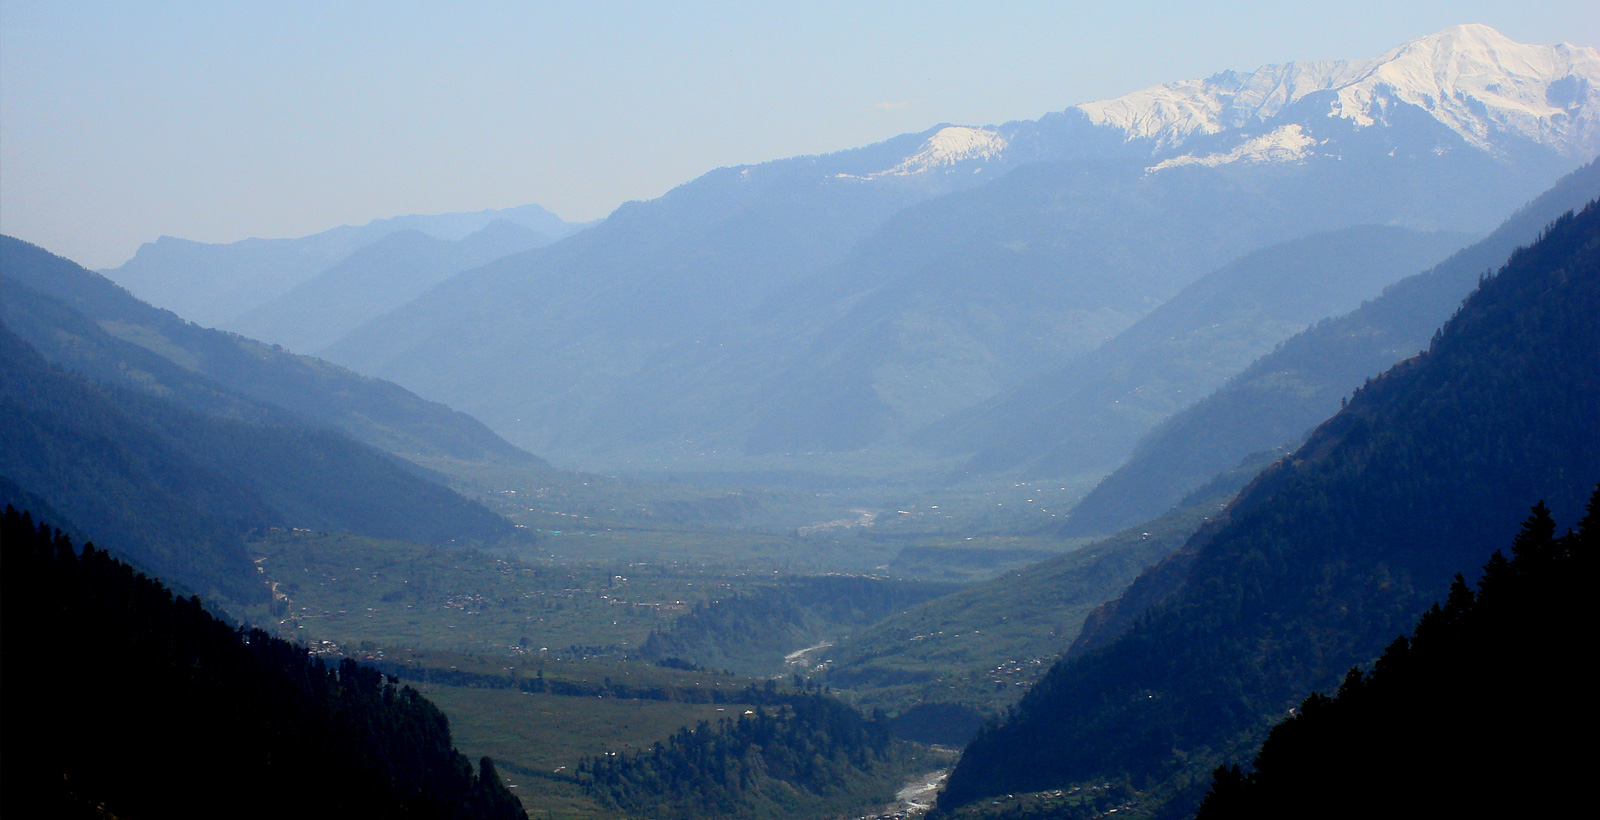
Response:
[1062,157,1600,537]
[939,200,1600,816]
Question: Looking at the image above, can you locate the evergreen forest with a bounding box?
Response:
[1196,491,1598,817]
[0,506,526,820]
[938,200,1600,816]
[637,575,959,675]
[577,691,916,820]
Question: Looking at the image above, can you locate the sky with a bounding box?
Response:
[3,2,1598,269]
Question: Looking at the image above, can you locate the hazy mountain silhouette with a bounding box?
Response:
[102,203,581,327]
[322,27,1597,473]
[912,225,1472,477]
[232,219,550,353]
[1062,156,1600,537]
[2,235,542,469]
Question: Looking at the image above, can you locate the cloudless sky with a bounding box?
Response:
[3,1,1597,268]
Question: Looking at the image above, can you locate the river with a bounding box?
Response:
[849,768,949,820]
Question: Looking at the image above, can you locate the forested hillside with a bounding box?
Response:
[0,506,527,820]
[824,450,1280,734]
[1,235,541,469]
[918,225,1470,478]
[1062,157,1600,536]
[636,575,957,676]
[0,323,515,602]
[577,690,919,820]
[938,200,1600,816]
[1196,492,1596,818]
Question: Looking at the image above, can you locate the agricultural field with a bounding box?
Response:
[249,530,762,654]
[425,455,1101,577]
[241,514,1139,813]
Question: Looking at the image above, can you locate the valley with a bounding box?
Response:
[4,16,1599,820]
[222,496,1094,818]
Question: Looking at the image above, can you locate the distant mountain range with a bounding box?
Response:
[1070,23,1598,162]
[3,236,541,469]
[101,203,585,331]
[229,219,556,353]
[305,25,1598,478]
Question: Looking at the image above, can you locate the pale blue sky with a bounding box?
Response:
[3,1,1597,268]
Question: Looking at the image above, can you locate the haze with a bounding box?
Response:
[2,0,1596,268]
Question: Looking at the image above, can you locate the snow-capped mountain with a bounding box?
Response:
[840,125,1010,179]
[323,24,1597,476]
[1081,23,1593,161]
[1080,23,1600,167]
[1146,123,1320,171]
[857,25,1598,179]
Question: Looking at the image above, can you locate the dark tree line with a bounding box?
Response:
[1197,490,1598,817]
[0,505,525,820]
[937,202,1600,815]
[638,575,957,674]
[376,657,820,705]
[577,692,906,820]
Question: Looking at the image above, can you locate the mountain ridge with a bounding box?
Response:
[230,219,552,353]
[102,202,584,328]
[1,235,544,471]
[0,321,519,603]
[937,198,1600,816]
[320,26,1597,474]
[1060,155,1600,537]
[1071,24,1599,159]
[914,224,1473,478]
